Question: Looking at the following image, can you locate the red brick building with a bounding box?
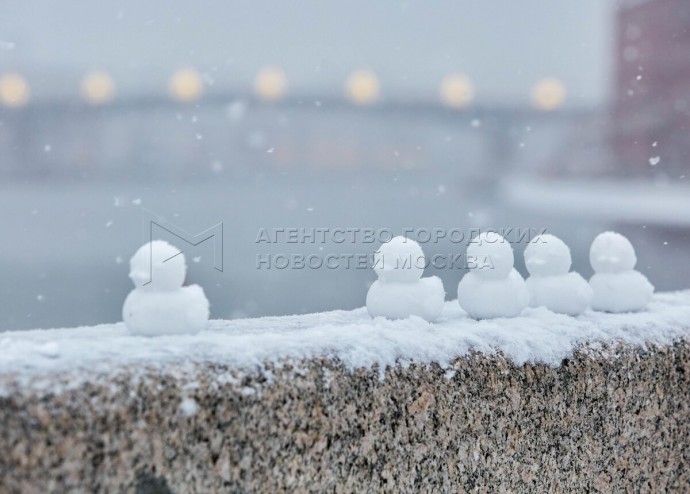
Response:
[612,0,690,175]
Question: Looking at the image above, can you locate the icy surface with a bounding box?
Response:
[2,291,690,380]
[504,178,690,227]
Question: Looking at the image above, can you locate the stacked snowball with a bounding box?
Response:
[588,232,654,313]
[366,236,445,322]
[123,240,209,336]
[524,234,592,316]
[457,232,529,319]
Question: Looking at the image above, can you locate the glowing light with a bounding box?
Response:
[345,69,380,105]
[169,68,203,102]
[439,74,474,108]
[0,73,29,107]
[532,77,566,110]
[80,71,115,105]
[254,66,287,102]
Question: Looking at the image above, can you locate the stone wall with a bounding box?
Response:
[2,340,689,493]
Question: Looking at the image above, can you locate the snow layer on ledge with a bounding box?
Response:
[1,291,690,378]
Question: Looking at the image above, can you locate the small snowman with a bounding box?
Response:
[458,231,529,319]
[123,240,210,336]
[366,236,445,322]
[589,231,654,312]
[524,234,592,316]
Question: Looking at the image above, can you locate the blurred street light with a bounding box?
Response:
[439,74,474,108]
[169,67,203,102]
[0,73,30,107]
[531,77,566,110]
[254,66,287,102]
[80,70,115,105]
[345,69,380,105]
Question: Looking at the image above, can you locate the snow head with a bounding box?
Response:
[590,231,637,273]
[524,234,571,277]
[374,236,425,282]
[129,240,186,291]
[466,232,514,280]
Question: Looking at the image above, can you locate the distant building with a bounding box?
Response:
[612,0,690,175]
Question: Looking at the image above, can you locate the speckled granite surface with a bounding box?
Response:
[2,340,689,493]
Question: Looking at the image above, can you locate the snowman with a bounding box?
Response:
[366,236,445,322]
[458,231,529,319]
[123,240,210,335]
[589,231,653,312]
[524,234,592,316]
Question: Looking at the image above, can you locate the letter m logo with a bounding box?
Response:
[142,207,224,275]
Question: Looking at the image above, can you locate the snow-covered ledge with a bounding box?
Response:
[2,292,690,492]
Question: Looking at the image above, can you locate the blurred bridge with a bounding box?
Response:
[0,95,602,182]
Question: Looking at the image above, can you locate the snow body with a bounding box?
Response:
[366,276,445,322]
[458,232,529,319]
[366,236,445,322]
[524,234,592,316]
[123,240,209,336]
[588,231,653,313]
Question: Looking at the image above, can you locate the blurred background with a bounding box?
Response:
[0,0,688,330]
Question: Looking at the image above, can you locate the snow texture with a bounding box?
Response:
[366,276,445,322]
[590,232,637,274]
[3,292,690,381]
[524,234,571,277]
[526,273,592,317]
[373,236,425,282]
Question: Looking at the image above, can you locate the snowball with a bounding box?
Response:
[590,231,637,273]
[367,276,445,322]
[129,240,186,291]
[526,272,592,316]
[466,232,514,280]
[590,271,654,313]
[458,268,529,319]
[374,236,425,282]
[179,397,199,417]
[524,234,572,277]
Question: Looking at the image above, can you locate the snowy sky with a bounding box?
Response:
[1,0,614,105]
